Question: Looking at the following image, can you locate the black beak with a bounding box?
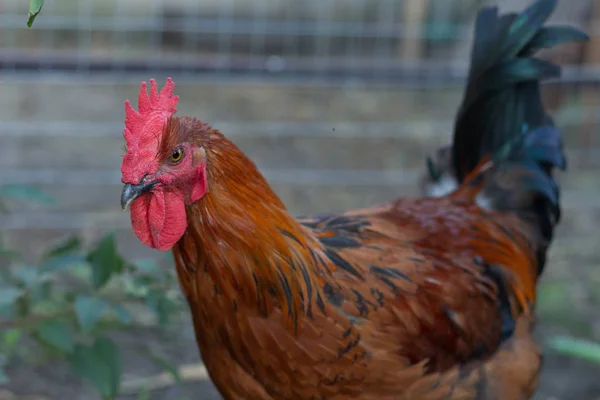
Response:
[121,180,157,211]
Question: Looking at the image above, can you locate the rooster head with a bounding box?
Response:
[120,78,208,251]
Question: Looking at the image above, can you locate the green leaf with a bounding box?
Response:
[122,275,149,298]
[111,304,132,325]
[13,267,38,288]
[44,236,82,260]
[40,254,88,274]
[134,259,161,276]
[30,280,52,303]
[27,0,44,28]
[34,320,75,353]
[68,337,121,399]
[145,290,179,326]
[75,295,109,332]
[2,328,22,349]
[547,336,600,364]
[1,328,22,359]
[86,233,124,289]
[0,287,23,308]
[0,184,54,204]
[148,353,181,384]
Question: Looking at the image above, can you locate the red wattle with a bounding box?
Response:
[130,190,187,251]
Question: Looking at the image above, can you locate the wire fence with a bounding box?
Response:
[0,0,599,258]
[0,0,596,82]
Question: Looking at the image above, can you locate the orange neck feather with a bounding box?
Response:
[172,130,323,330]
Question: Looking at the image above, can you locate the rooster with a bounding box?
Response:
[119,0,587,398]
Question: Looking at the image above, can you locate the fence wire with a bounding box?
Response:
[0,0,596,83]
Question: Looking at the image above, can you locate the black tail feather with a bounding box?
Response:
[449,0,588,274]
[452,0,587,183]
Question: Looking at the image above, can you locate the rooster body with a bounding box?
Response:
[176,172,542,399]
[119,0,587,398]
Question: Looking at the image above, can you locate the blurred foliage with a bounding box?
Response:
[0,185,186,399]
[547,336,600,365]
[27,0,44,27]
[538,282,600,365]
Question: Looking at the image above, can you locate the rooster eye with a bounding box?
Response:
[169,148,184,164]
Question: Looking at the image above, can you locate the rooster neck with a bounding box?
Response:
[171,134,324,331]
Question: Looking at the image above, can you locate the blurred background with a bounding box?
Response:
[0,0,599,399]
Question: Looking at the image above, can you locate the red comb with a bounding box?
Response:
[123,77,179,149]
[121,78,179,184]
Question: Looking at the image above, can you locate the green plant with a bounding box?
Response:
[0,185,186,399]
[547,336,600,365]
[27,0,44,27]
